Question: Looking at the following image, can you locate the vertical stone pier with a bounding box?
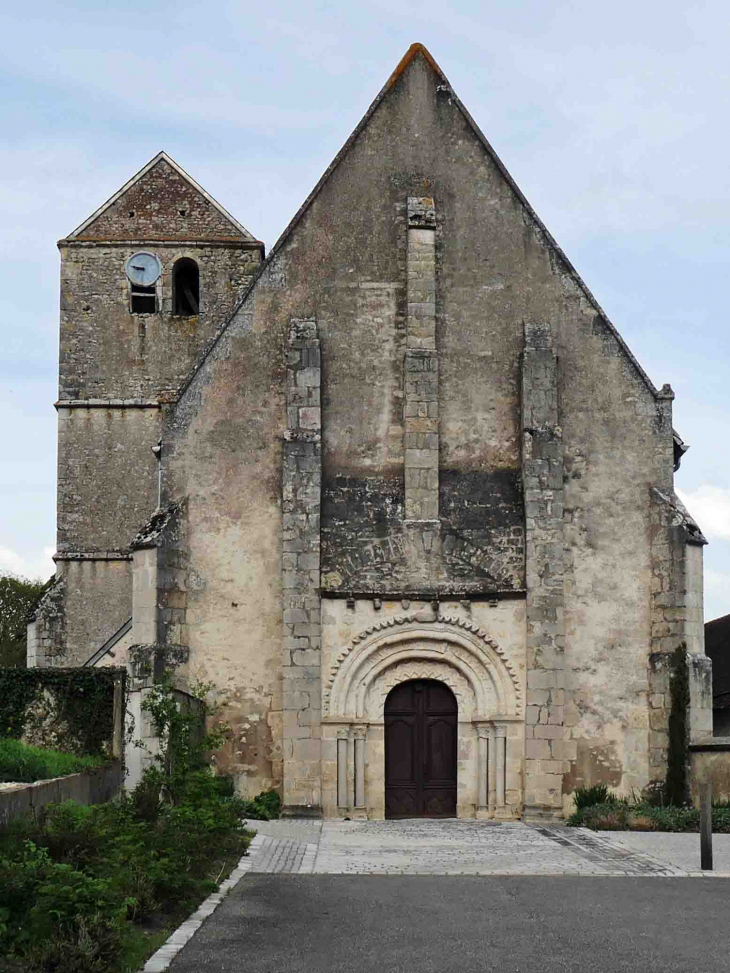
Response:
[282,319,323,816]
[521,322,567,821]
[404,196,439,523]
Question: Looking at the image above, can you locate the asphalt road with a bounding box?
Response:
[170,875,730,973]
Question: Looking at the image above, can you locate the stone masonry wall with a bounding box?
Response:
[58,243,259,401]
[282,320,323,813]
[74,157,250,242]
[131,49,698,807]
[319,193,525,596]
[521,323,567,819]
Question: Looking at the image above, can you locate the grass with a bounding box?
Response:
[0,738,108,783]
[117,925,173,973]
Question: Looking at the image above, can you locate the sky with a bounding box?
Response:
[1,0,729,621]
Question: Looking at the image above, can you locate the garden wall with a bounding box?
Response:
[0,667,125,758]
[0,762,123,827]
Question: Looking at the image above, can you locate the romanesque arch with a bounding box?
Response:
[324,614,522,720]
[322,615,523,820]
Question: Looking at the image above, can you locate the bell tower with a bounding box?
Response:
[39,152,263,666]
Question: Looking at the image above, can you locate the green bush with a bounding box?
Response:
[0,738,108,783]
[0,781,252,972]
[0,678,254,972]
[568,800,730,833]
[572,784,616,810]
[238,788,282,821]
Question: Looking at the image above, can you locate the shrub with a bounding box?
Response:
[0,787,252,972]
[239,788,282,821]
[0,677,254,973]
[572,784,616,810]
[626,814,656,831]
[568,800,730,833]
[639,779,666,807]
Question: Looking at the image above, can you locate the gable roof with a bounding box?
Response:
[64,151,258,242]
[174,43,665,405]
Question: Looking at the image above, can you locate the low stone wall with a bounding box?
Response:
[0,762,123,827]
[689,739,730,804]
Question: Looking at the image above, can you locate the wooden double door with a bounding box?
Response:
[384,680,457,818]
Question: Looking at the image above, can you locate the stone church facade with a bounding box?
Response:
[30,44,712,820]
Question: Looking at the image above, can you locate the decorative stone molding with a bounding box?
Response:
[323,613,521,719]
[365,660,475,720]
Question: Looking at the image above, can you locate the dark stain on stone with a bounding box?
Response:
[563,738,623,794]
[321,469,524,593]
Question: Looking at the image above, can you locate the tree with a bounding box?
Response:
[0,573,50,668]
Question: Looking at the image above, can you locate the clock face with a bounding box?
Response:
[125,252,162,286]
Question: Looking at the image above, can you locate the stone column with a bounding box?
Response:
[522,322,566,822]
[347,732,356,809]
[337,729,348,808]
[354,725,367,812]
[488,725,497,812]
[282,319,323,817]
[477,724,489,816]
[495,728,506,808]
[405,196,439,523]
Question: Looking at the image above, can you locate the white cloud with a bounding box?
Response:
[0,547,55,583]
[676,486,730,542]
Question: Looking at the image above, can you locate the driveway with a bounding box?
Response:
[169,874,730,973]
[144,820,730,973]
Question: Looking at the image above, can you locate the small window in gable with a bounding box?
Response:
[131,284,157,314]
[173,258,200,316]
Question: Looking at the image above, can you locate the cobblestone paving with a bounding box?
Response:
[244,819,689,876]
[247,820,321,874]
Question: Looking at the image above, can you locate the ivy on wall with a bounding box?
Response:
[0,667,125,756]
[665,644,690,807]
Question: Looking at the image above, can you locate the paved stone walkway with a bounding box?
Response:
[246,818,698,876]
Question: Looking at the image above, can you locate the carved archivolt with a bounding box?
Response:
[365,660,476,720]
[323,614,521,720]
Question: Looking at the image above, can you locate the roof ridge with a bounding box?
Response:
[64,151,257,242]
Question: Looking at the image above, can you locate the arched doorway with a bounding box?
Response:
[384,679,457,819]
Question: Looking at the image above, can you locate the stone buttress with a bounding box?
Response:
[282,320,323,815]
[521,323,566,821]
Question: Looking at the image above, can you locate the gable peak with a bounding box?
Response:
[64,150,257,243]
[387,43,449,89]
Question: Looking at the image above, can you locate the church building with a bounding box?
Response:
[29,44,711,820]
